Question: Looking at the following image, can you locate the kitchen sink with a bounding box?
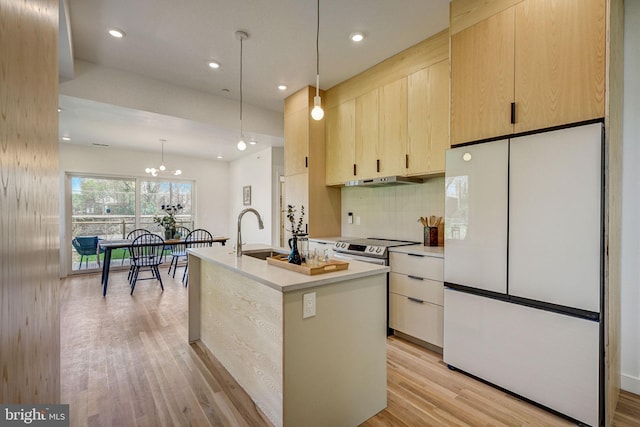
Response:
[243,249,288,260]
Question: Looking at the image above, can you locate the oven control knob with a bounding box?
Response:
[376,247,382,254]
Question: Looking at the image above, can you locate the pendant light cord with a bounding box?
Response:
[315,0,320,97]
[240,35,244,136]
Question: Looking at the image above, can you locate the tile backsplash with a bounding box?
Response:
[341,177,445,243]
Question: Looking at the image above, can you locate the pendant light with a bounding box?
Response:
[236,30,248,151]
[145,139,182,176]
[311,0,324,121]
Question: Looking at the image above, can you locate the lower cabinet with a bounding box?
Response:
[389,251,444,347]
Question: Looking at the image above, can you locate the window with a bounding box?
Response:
[140,180,193,231]
[68,174,193,272]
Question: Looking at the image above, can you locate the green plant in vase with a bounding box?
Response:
[153,203,183,239]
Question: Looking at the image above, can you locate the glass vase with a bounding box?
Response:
[288,235,302,265]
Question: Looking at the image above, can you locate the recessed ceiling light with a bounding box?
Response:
[278,85,287,91]
[249,140,257,145]
[61,136,71,141]
[208,61,220,69]
[350,32,365,42]
[217,155,223,159]
[108,28,125,38]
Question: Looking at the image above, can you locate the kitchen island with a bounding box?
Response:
[187,244,389,427]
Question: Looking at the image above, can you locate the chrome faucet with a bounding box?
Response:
[236,208,264,257]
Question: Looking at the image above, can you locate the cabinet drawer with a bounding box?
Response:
[389,292,443,347]
[389,252,443,281]
[389,272,443,305]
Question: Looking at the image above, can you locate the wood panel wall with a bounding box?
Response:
[450,0,525,35]
[605,0,624,424]
[0,0,60,403]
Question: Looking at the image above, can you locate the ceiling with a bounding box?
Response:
[59,0,450,161]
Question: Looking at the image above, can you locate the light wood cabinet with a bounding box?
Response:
[450,7,516,145]
[513,0,605,133]
[389,251,444,348]
[450,0,606,146]
[325,99,355,185]
[284,90,310,176]
[408,60,450,175]
[378,78,407,177]
[324,30,450,185]
[354,88,379,179]
[284,87,341,238]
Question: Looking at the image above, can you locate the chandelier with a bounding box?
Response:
[145,139,182,176]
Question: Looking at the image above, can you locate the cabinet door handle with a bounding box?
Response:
[376,159,380,173]
[408,297,424,304]
[408,275,424,281]
[305,156,308,168]
[407,253,425,258]
[510,102,516,124]
[405,154,409,169]
[353,164,357,176]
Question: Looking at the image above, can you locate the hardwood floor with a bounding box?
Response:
[61,268,639,426]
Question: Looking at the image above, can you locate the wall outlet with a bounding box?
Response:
[303,292,316,319]
[347,212,353,224]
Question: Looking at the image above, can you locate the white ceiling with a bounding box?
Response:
[59,0,450,161]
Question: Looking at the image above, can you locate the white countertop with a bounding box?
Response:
[188,244,389,293]
[389,244,444,258]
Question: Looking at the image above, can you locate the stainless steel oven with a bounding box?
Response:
[332,238,417,265]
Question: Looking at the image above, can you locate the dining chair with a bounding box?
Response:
[182,229,215,286]
[129,233,165,295]
[122,228,151,266]
[72,236,104,269]
[167,225,191,278]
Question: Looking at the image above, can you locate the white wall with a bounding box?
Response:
[59,143,229,275]
[341,177,445,242]
[229,146,284,248]
[621,0,640,394]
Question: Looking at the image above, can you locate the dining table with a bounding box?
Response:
[99,236,229,296]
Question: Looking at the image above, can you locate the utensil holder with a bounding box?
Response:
[424,227,438,246]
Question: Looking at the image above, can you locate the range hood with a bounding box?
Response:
[345,176,423,187]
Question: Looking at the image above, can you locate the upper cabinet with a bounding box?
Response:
[324,30,450,185]
[354,88,379,180]
[378,78,408,177]
[408,60,450,175]
[450,0,606,146]
[284,88,312,176]
[325,99,355,186]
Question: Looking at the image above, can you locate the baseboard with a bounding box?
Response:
[621,373,640,394]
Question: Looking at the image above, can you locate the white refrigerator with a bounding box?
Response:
[443,123,603,426]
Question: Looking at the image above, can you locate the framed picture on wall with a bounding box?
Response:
[243,185,251,206]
